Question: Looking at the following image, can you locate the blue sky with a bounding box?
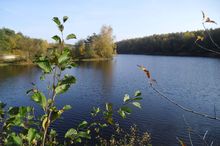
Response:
[0,0,219,43]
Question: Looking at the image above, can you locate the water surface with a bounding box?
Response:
[0,55,220,145]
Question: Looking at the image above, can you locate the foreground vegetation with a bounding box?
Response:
[117,28,220,57]
[0,16,150,146]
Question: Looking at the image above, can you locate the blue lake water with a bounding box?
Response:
[0,54,220,145]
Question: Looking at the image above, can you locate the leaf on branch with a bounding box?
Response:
[55,84,70,94]
[132,102,141,108]
[118,109,126,119]
[121,106,132,114]
[59,24,64,32]
[134,90,141,97]
[35,57,52,73]
[91,107,100,117]
[31,91,47,110]
[58,49,70,64]
[66,33,77,40]
[78,131,91,139]
[52,35,61,43]
[63,105,72,110]
[65,128,77,138]
[78,121,88,129]
[123,94,130,102]
[8,133,22,146]
[105,103,113,112]
[63,16,68,23]
[27,128,37,144]
[53,17,61,26]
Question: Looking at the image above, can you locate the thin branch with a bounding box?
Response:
[194,41,220,55]
[202,23,220,50]
[183,115,209,146]
[150,85,220,121]
[189,130,194,146]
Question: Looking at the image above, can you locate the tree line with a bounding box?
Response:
[0,26,116,62]
[0,28,49,61]
[72,25,116,59]
[116,28,220,57]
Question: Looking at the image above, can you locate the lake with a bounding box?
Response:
[0,54,220,145]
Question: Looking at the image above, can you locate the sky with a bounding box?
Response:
[0,0,220,43]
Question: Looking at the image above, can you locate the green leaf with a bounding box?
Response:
[27,128,37,144]
[132,102,141,108]
[66,33,76,40]
[55,84,70,94]
[8,107,19,116]
[50,129,57,137]
[59,24,64,32]
[63,16,68,23]
[12,135,22,145]
[58,49,70,64]
[135,90,141,97]
[7,133,22,146]
[91,107,100,117]
[63,105,72,110]
[118,109,126,119]
[99,123,107,128]
[121,106,132,114]
[78,131,91,139]
[75,138,82,143]
[31,91,47,110]
[133,97,143,101]
[78,121,88,129]
[118,106,131,119]
[51,110,61,122]
[65,128,77,138]
[60,75,76,85]
[53,17,61,26]
[105,103,113,112]
[35,57,52,73]
[123,94,130,102]
[52,35,61,43]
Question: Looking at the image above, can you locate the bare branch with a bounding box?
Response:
[150,85,220,121]
[202,23,220,50]
[194,41,220,55]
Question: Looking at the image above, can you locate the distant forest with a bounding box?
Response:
[0,28,49,61]
[116,28,220,57]
[0,26,116,63]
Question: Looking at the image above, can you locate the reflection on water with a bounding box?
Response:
[0,65,38,82]
[0,55,220,145]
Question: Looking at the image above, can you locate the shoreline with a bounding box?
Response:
[0,57,113,66]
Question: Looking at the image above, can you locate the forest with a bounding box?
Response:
[0,28,49,61]
[0,26,116,63]
[116,28,220,57]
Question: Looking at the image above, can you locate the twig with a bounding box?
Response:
[203,130,208,140]
[183,115,209,146]
[202,23,220,50]
[194,41,220,55]
[150,85,220,121]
